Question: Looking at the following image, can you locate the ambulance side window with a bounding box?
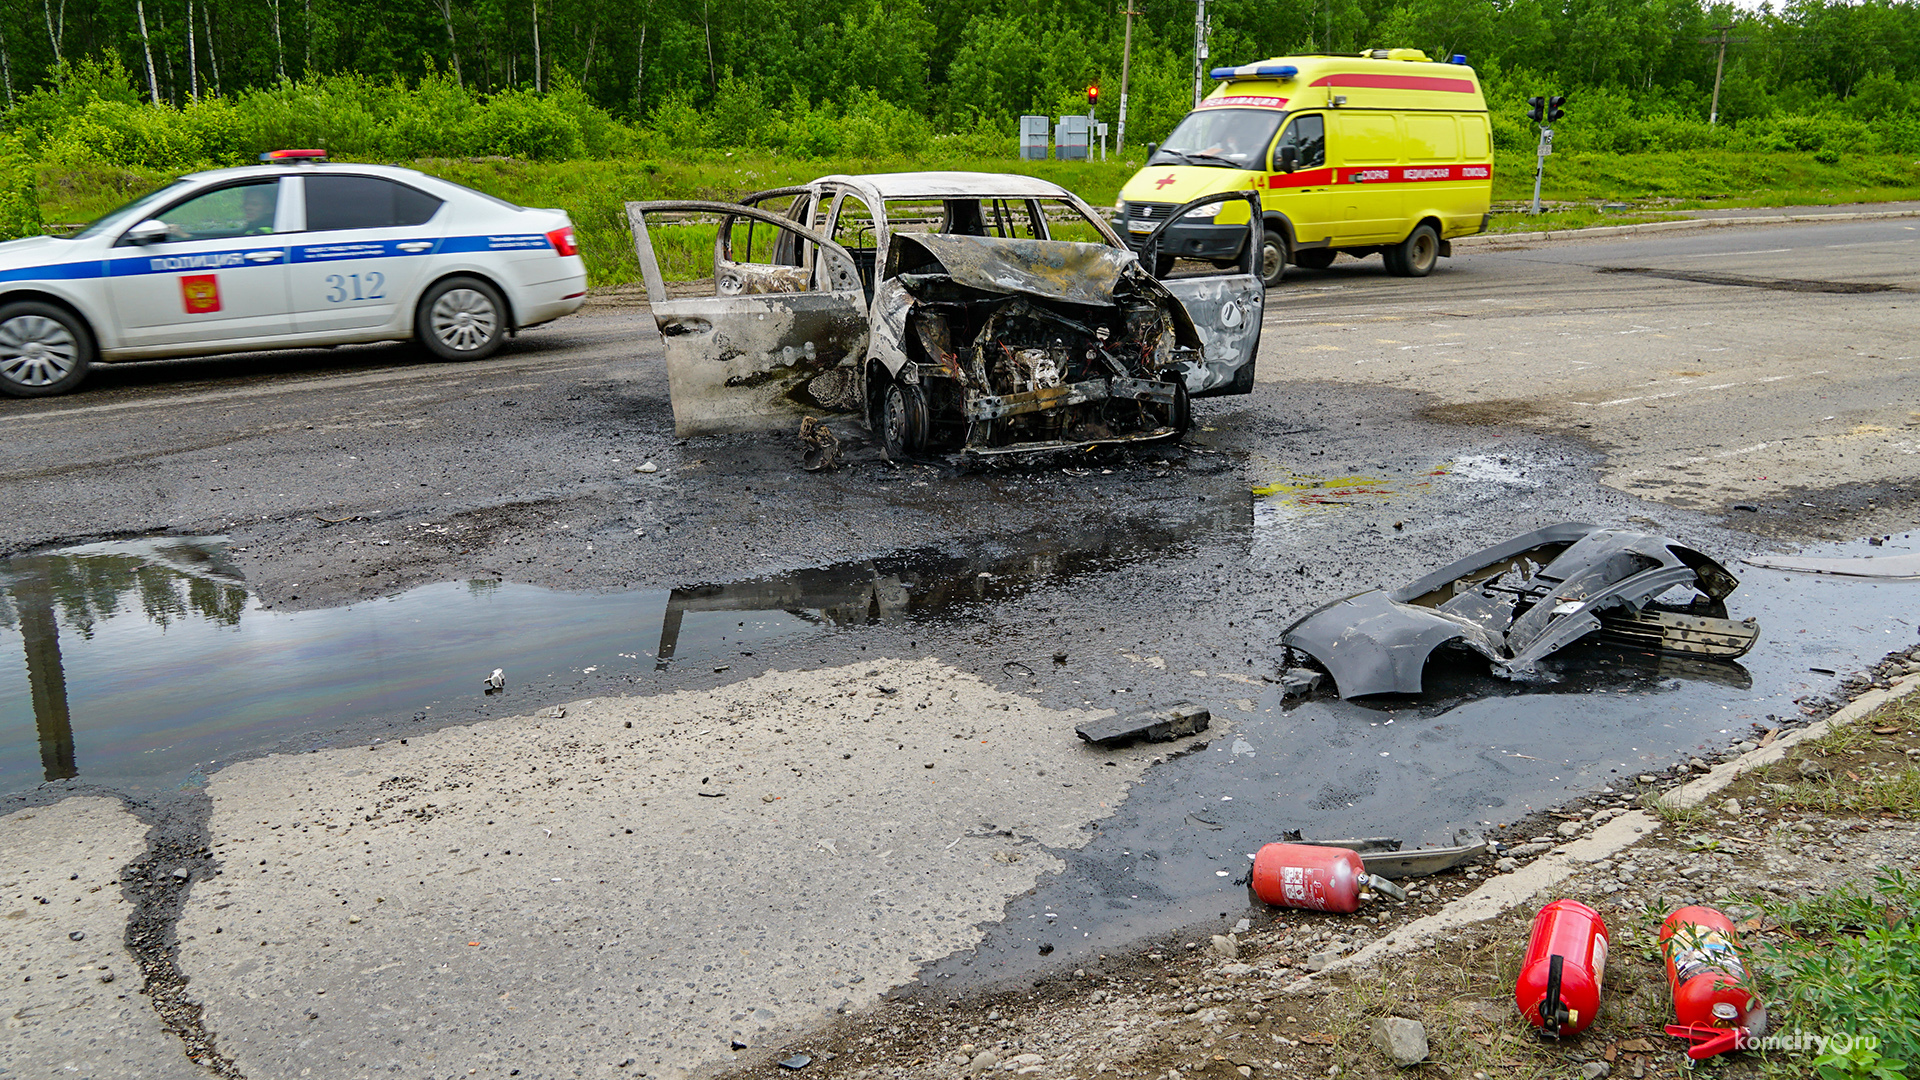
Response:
[1273,115,1326,172]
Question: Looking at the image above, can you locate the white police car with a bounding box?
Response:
[0,149,588,397]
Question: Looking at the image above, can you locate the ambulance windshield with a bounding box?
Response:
[1153,109,1284,170]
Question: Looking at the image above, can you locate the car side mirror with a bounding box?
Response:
[125,219,169,245]
[1278,145,1299,173]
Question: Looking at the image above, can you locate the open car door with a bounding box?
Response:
[1141,192,1264,397]
[628,199,870,436]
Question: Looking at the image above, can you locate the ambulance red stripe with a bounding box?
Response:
[1265,163,1491,189]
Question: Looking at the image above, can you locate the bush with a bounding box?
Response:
[0,134,44,239]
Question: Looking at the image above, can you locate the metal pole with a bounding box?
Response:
[1192,0,1206,109]
[1709,28,1728,125]
[1118,5,1134,150]
[1531,126,1551,215]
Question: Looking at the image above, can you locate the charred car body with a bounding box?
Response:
[1283,523,1761,699]
[626,173,1262,459]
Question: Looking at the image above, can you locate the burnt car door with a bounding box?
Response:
[714,185,816,296]
[628,200,870,436]
[1141,192,1264,397]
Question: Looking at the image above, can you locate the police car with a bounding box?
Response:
[0,150,588,397]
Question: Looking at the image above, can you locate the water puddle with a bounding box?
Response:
[1,508,1245,796]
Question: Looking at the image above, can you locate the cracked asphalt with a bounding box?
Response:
[2,215,1916,1078]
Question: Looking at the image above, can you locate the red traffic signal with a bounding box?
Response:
[1547,94,1567,122]
[1087,84,1100,104]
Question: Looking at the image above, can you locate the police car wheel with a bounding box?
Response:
[1389,224,1440,278]
[1259,233,1289,288]
[0,301,93,398]
[418,277,506,361]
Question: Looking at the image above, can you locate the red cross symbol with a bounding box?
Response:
[1154,173,1179,189]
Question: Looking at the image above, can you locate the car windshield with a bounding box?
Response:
[1152,108,1285,170]
[69,180,193,240]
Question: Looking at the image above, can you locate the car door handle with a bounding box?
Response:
[244,250,284,263]
[396,241,433,253]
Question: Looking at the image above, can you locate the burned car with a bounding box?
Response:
[625,173,1262,459]
[1282,523,1760,699]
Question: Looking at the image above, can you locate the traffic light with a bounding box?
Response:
[1087,84,1100,107]
[1527,96,1545,123]
[1547,95,1566,122]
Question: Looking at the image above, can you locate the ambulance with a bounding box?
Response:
[1115,49,1493,287]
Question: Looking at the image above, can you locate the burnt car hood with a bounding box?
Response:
[889,233,1135,306]
[1283,523,1760,698]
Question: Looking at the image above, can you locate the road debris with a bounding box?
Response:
[1075,702,1210,746]
[1280,828,1490,879]
[798,416,842,472]
[1743,550,1920,579]
[1282,523,1760,698]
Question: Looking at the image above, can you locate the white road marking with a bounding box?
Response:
[1824,239,1916,248]
[1683,248,1791,258]
[1572,370,1828,407]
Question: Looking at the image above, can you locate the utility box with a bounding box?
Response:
[1019,115,1050,161]
[1054,115,1090,160]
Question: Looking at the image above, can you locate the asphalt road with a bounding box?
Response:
[2,214,1916,1079]
[1269,217,1920,533]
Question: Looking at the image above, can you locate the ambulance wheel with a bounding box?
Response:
[1294,248,1337,270]
[418,276,507,361]
[1387,223,1440,278]
[0,300,93,397]
[880,379,928,460]
[1259,233,1289,288]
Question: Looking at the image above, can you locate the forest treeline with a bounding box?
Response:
[3,0,1920,170]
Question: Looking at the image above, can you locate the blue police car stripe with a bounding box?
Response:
[108,249,286,276]
[438,234,554,254]
[0,260,104,283]
[0,233,553,287]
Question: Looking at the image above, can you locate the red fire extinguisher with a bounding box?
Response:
[1514,899,1608,1037]
[1251,842,1366,913]
[1659,906,1767,1059]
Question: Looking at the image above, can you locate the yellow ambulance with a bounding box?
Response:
[1116,49,1492,287]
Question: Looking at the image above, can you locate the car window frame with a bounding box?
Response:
[110,177,290,247]
[298,171,447,233]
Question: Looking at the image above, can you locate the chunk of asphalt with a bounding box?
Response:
[1075,702,1210,746]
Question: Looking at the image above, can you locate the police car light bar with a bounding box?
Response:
[1209,64,1298,82]
[260,149,329,163]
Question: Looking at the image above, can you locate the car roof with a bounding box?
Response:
[178,161,438,186]
[814,172,1078,200]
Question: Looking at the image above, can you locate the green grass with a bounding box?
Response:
[1750,869,1920,1079]
[35,149,1920,287]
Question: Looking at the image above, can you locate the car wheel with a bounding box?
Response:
[1387,223,1440,278]
[1153,253,1176,278]
[0,301,93,398]
[880,379,927,460]
[1293,248,1337,270]
[1164,378,1192,434]
[418,276,507,361]
[1259,232,1289,288]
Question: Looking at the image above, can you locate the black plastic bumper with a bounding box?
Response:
[1126,221,1248,261]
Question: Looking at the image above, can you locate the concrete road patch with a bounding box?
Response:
[177,657,1169,1078]
[0,796,188,1079]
